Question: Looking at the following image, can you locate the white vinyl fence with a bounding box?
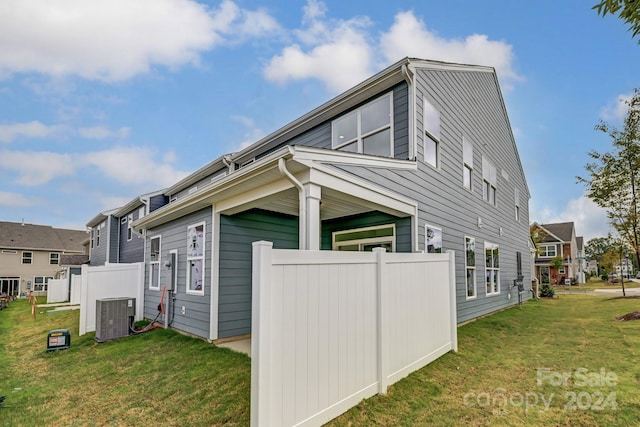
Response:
[251,242,457,427]
[79,263,145,336]
[47,278,68,303]
[70,274,82,305]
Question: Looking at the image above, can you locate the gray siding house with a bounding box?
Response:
[87,191,168,266]
[134,57,532,342]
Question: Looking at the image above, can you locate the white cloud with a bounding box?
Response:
[0,150,75,185]
[0,191,41,207]
[600,92,632,122]
[0,0,280,82]
[532,194,611,241]
[380,11,521,85]
[0,121,65,143]
[264,0,374,92]
[83,146,189,187]
[78,126,130,140]
[231,115,265,150]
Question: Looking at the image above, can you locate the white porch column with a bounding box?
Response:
[304,183,321,250]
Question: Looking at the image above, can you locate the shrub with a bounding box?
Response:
[585,272,591,282]
[601,274,609,281]
[540,284,555,298]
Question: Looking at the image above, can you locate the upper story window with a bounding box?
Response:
[49,253,60,265]
[539,244,557,258]
[22,251,33,264]
[482,156,497,206]
[332,93,392,157]
[127,214,134,241]
[463,136,473,190]
[424,98,441,168]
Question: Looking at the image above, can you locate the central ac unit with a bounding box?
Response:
[95,297,135,342]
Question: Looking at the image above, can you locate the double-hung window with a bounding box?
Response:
[482,156,497,205]
[49,253,60,265]
[465,237,476,299]
[539,244,556,258]
[22,251,32,264]
[463,136,473,190]
[424,98,441,168]
[331,93,393,157]
[485,242,500,295]
[149,236,161,290]
[186,222,205,295]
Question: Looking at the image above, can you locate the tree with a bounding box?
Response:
[551,255,565,285]
[578,89,640,275]
[593,0,640,42]
[585,235,614,272]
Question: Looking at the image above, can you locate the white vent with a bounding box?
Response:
[95,298,135,342]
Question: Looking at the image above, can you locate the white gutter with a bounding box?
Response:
[278,157,306,250]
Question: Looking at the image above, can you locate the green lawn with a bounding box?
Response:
[2,295,640,426]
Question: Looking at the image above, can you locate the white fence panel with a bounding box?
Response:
[70,275,82,305]
[251,242,457,427]
[79,263,145,336]
[47,279,68,303]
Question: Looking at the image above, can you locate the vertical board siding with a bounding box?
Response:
[144,207,212,339]
[218,209,299,338]
[251,247,456,427]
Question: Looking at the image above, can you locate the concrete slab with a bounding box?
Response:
[218,338,251,356]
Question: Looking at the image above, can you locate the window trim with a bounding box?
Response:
[423,97,441,168]
[331,93,394,157]
[22,251,33,264]
[186,222,206,296]
[332,224,396,252]
[127,214,134,241]
[49,252,60,265]
[539,244,557,258]
[425,224,443,254]
[485,241,500,296]
[463,136,473,191]
[33,276,53,292]
[465,236,477,300]
[149,235,161,291]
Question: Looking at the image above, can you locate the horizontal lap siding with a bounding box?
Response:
[144,207,212,339]
[333,68,531,324]
[118,207,144,263]
[218,209,299,338]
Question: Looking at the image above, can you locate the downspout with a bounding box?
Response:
[278,157,306,250]
[223,154,234,173]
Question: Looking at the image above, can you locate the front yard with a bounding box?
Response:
[1,294,640,426]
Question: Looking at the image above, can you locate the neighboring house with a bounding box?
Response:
[86,190,168,266]
[133,57,532,342]
[0,221,87,296]
[530,221,584,285]
[586,259,599,276]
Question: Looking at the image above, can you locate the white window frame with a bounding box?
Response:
[332,224,396,252]
[127,214,134,241]
[425,224,443,254]
[121,217,127,224]
[138,206,145,219]
[186,222,206,296]
[558,266,566,274]
[515,187,520,221]
[49,252,60,265]
[485,242,500,296]
[482,156,497,206]
[331,93,394,157]
[22,251,32,264]
[423,97,441,168]
[463,136,473,190]
[465,236,477,300]
[539,244,557,258]
[33,276,53,292]
[149,235,161,290]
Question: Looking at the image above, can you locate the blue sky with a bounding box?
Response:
[0,0,637,241]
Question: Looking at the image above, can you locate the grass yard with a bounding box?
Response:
[2,294,640,426]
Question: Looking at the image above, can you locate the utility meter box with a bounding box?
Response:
[47,329,71,352]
